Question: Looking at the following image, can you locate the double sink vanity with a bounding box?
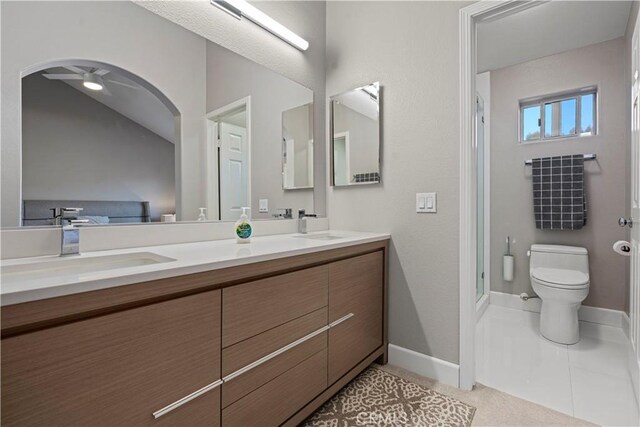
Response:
[1,231,389,426]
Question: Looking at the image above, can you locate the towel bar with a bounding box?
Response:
[524,154,596,166]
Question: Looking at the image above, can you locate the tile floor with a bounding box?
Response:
[476,304,640,426]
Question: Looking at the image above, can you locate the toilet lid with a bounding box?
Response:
[531,267,589,287]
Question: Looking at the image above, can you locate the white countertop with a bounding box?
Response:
[0,231,389,306]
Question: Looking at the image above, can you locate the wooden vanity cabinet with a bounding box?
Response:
[328,251,384,384]
[1,240,388,427]
[1,290,222,427]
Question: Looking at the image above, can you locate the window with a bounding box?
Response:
[519,89,597,143]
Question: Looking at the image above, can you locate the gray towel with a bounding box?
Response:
[532,154,586,230]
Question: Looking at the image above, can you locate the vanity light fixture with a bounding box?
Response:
[83,73,104,91]
[210,0,309,51]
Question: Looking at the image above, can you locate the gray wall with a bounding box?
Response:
[489,38,629,311]
[22,74,175,221]
[333,103,379,179]
[1,1,206,225]
[136,0,327,217]
[326,1,471,365]
[206,41,314,219]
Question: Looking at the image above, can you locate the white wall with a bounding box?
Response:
[135,0,327,217]
[625,1,639,315]
[1,1,206,226]
[22,75,175,221]
[326,1,471,365]
[489,38,629,311]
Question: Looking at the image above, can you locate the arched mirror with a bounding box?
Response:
[21,62,178,225]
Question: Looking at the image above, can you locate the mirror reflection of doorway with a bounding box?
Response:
[333,132,350,186]
[206,98,251,221]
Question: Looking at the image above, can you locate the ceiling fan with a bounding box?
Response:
[42,66,140,95]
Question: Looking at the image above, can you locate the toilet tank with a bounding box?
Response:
[529,244,589,274]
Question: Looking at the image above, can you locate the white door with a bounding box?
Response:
[630,16,640,402]
[284,138,295,189]
[220,122,248,221]
[333,133,350,185]
[307,139,314,186]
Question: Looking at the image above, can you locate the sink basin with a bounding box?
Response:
[1,252,175,283]
[293,233,347,241]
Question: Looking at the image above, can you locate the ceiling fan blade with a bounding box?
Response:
[94,69,110,76]
[42,74,83,80]
[64,65,85,74]
[106,79,140,90]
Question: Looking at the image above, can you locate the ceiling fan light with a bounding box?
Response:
[83,73,103,91]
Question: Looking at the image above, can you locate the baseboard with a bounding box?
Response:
[388,344,459,388]
[490,291,627,328]
[490,290,541,313]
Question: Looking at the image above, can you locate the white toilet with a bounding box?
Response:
[529,244,590,345]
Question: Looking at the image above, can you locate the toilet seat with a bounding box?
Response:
[531,267,589,290]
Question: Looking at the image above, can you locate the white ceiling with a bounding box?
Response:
[477,1,633,73]
[43,66,176,143]
[334,87,379,121]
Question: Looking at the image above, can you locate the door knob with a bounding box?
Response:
[619,217,634,228]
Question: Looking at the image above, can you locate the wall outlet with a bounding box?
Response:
[259,199,269,213]
[416,192,436,213]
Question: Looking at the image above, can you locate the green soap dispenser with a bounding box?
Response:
[235,207,253,243]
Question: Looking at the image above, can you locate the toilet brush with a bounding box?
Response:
[503,236,514,282]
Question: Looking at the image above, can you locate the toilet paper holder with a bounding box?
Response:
[613,240,631,257]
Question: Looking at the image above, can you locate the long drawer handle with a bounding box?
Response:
[223,324,330,383]
[152,379,223,419]
[329,312,354,328]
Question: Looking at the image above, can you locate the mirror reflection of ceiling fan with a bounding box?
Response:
[42,66,140,96]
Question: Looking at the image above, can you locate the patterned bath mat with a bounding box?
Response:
[303,367,476,427]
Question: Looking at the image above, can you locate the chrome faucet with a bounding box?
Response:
[273,208,293,219]
[297,209,317,234]
[52,208,89,256]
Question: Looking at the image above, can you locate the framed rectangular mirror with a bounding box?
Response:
[1,1,316,227]
[330,82,381,186]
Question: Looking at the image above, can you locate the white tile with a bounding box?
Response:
[477,304,640,427]
[476,306,574,415]
[568,335,635,379]
[571,366,640,427]
[579,320,629,344]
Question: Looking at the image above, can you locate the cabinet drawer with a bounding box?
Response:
[222,308,327,407]
[1,291,221,427]
[222,265,328,347]
[222,349,327,427]
[328,251,383,384]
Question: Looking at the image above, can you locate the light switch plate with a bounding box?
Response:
[259,199,269,213]
[416,192,437,213]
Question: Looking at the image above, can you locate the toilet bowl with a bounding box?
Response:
[529,245,590,345]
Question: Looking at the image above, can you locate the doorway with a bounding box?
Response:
[333,132,350,186]
[461,4,640,424]
[206,97,251,221]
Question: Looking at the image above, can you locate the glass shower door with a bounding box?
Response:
[476,95,485,302]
